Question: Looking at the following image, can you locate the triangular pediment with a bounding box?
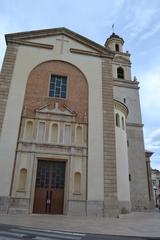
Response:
[5,27,107,54]
[36,102,76,117]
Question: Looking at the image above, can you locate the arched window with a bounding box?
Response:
[76,126,83,145]
[74,172,81,193]
[117,67,124,79]
[50,123,58,143]
[18,168,27,191]
[24,120,33,140]
[115,44,119,52]
[116,113,120,127]
[122,116,125,130]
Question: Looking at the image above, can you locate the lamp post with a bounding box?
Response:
[153,186,158,208]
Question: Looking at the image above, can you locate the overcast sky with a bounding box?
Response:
[0,0,160,170]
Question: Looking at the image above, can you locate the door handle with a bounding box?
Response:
[46,190,50,212]
[49,191,52,212]
[46,191,51,204]
[46,199,51,204]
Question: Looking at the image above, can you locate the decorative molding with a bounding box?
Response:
[115,50,130,57]
[145,150,154,158]
[114,62,131,67]
[35,102,77,117]
[126,122,144,127]
[63,104,76,115]
[114,79,139,89]
[17,145,88,157]
[114,99,128,117]
[5,27,116,58]
[70,48,100,57]
[70,48,112,58]
[114,78,139,85]
[7,39,54,50]
[114,55,131,65]
[5,27,105,53]
[22,116,87,125]
[106,44,130,57]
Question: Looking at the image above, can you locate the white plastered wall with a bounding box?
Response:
[114,109,130,202]
[113,86,142,124]
[0,35,104,201]
[11,152,34,198]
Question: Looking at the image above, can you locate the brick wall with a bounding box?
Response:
[23,60,88,123]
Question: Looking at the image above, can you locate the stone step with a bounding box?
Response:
[8,207,28,215]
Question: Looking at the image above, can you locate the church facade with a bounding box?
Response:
[0,27,154,216]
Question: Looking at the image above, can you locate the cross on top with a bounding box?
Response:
[56,35,69,54]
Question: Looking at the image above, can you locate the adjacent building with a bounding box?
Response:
[152,168,160,206]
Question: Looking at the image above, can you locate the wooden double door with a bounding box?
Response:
[33,160,65,214]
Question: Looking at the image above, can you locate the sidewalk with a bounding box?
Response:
[0,210,160,238]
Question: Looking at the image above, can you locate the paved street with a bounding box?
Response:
[0,211,160,239]
[0,224,159,240]
[0,224,86,240]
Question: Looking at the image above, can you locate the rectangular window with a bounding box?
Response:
[49,75,67,98]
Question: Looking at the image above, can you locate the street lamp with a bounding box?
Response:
[153,186,158,208]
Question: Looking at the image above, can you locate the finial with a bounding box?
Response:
[133,76,137,82]
[55,102,59,109]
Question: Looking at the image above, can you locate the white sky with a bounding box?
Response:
[0,0,160,169]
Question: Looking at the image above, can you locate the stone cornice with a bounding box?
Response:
[145,150,154,157]
[115,51,130,57]
[114,79,139,89]
[17,143,88,157]
[7,39,54,49]
[5,27,118,58]
[113,59,131,66]
[113,99,128,117]
[113,55,131,65]
[107,47,130,57]
[70,48,114,58]
[35,103,76,117]
[126,122,144,127]
[22,116,87,125]
[5,27,108,53]
[114,78,139,85]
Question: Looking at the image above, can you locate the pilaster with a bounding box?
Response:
[0,43,18,135]
[102,58,119,217]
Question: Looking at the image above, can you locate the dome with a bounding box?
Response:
[105,32,124,46]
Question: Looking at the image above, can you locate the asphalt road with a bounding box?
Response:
[0,224,159,240]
